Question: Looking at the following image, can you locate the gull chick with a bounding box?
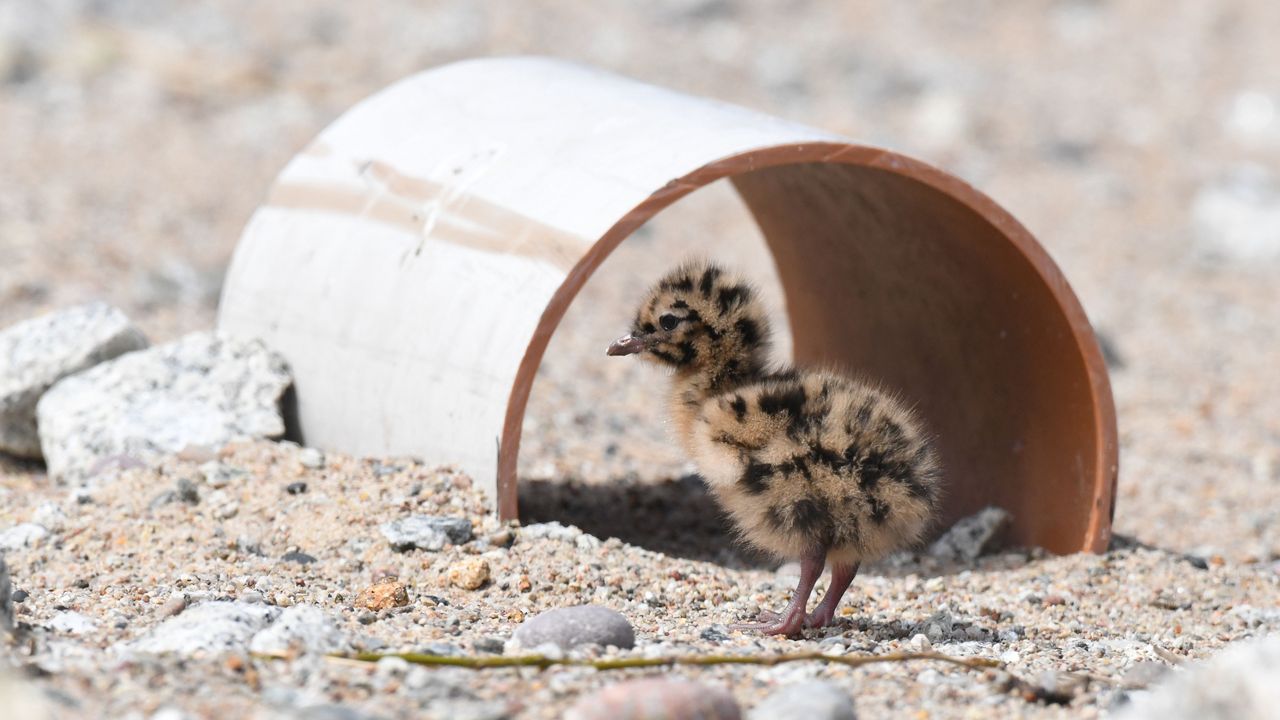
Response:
[607,260,942,637]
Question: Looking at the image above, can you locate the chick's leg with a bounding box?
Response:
[730,547,826,638]
[805,561,859,628]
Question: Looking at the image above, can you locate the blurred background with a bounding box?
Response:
[1,0,1277,561]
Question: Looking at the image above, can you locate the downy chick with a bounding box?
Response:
[607,260,942,637]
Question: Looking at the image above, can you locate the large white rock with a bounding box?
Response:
[1117,636,1280,720]
[248,605,349,656]
[36,332,291,484]
[128,601,281,656]
[0,302,147,458]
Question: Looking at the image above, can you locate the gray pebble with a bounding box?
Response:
[928,506,1010,562]
[0,302,147,458]
[473,636,506,654]
[281,551,317,565]
[701,625,731,643]
[0,555,11,632]
[565,678,739,720]
[380,516,473,552]
[513,605,635,651]
[749,680,856,720]
[286,481,308,495]
[35,331,291,484]
[12,589,29,603]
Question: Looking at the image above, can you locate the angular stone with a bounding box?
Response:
[928,506,1011,562]
[380,516,472,552]
[448,558,491,590]
[0,302,147,458]
[128,600,280,656]
[513,605,635,651]
[36,332,291,484]
[248,605,348,656]
[565,678,739,720]
[357,579,410,611]
[749,681,857,720]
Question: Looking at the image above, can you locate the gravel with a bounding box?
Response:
[35,331,291,484]
[0,302,148,458]
[928,507,1011,561]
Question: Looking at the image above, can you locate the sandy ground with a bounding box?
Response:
[2,0,1280,717]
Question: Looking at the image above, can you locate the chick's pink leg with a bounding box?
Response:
[805,561,859,628]
[731,547,826,638]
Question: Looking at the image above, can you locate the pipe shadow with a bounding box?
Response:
[518,474,776,569]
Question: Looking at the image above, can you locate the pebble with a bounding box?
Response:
[285,481,308,495]
[1117,636,1280,719]
[928,506,1011,562]
[513,605,635,651]
[700,625,731,643]
[0,555,11,632]
[473,636,505,654]
[0,302,147,458]
[748,680,857,720]
[175,477,200,504]
[35,332,292,484]
[565,678,740,720]
[128,600,280,655]
[160,594,188,618]
[200,462,244,489]
[380,515,473,552]
[908,633,932,652]
[281,551,318,565]
[0,522,49,551]
[447,558,491,590]
[357,580,410,611]
[298,448,325,469]
[248,605,348,656]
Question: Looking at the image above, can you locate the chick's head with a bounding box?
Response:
[607,260,770,374]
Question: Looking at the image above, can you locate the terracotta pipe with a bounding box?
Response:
[218,57,1117,554]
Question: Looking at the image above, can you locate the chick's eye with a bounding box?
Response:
[659,314,679,331]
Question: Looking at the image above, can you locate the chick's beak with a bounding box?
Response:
[606,333,647,356]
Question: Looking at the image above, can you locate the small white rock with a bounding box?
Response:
[0,523,50,552]
[909,633,933,652]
